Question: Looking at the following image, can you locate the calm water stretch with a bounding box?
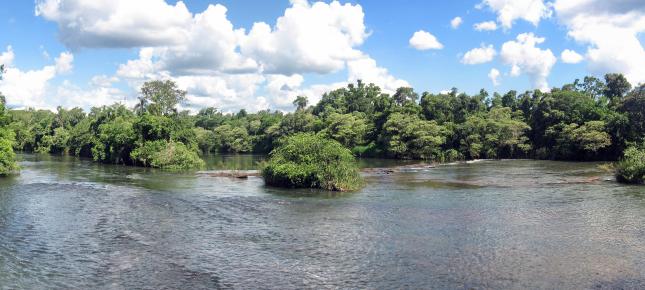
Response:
[1,154,644,289]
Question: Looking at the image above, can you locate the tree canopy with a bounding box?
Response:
[2,74,643,176]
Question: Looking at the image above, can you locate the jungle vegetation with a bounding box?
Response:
[0,73,643,182]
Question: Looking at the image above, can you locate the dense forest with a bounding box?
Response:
[0,70,644,173]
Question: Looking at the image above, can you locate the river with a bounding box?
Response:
[0,154,644,289]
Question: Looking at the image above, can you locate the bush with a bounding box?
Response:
[131,140,205,170]
[616,146,645,184]
[0,128,18,175]
[262,133,363,191]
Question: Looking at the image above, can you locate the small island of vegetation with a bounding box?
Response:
[262,133,363,191]
[616,145,645,184]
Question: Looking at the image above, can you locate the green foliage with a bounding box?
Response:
[0,128,18,175]
[136,80,187,116]
[262,133,363,191]
[322,112,371,148]
[3,74,644,172]
[616,146,645,184]
[459,107,531,159]
[92,116,137,164]
[193,127,217,154]
[131,140,205,170]
[604,73,631,102]
[293,96,308,111]
[0,96,18,175]
[213,124,252,153]
[621,85,645,142]
[382,112,446,159]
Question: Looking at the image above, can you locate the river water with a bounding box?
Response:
[0,154,644,289]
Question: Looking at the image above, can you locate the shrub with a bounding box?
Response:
[262,133,363,191]
[131,140,205,170]
[616,146,645,184]
[0,128,18,175]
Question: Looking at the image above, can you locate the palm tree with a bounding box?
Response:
[134,96,148,116]
[293,95,308,111]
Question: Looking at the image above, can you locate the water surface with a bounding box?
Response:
[1,154,644,289]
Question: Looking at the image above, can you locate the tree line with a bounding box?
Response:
[0,73,644,172]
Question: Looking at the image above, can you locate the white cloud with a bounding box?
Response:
[409,30,443,50]
[241,1,368,75]
[500,33,556,91]
[560,49,584,64]
[154,4,257,75]
[462,44,496,64]
[479,0,552,29]
[55,52,74,74]
[0,46,123,110]
[33,0,408,112]
[35,0,193,48]
[473,21,498,31]
[554,0,645,85]
[90,75,119,87]
[0,47,57,108]
[0,46,15,66]
[175,74,267,113]
[347,56,410,94]
[52,80,127,109]
[488,68,501,86]
[451,17,463,29]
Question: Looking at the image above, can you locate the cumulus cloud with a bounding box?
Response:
[52,80,127,109]
[473,21,498,31]
[500,33,556,91]
[55,52,74,73]
[488,68,501,86]
[409,30,443,50]
[347,56,410,93]
[560,49,584,64]
[0,47,123,109]
[240,1,368,75]
[0,46,15,65]
[34,0,408,112]
[478,0,552,29]
[451,17,463,29]
[175,74,267,113]
[462,44,496,64]
[35,0,193,48]
[554,0,645,84]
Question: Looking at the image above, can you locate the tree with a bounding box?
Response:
[0,95,18,175]
[382,113,446,159]
[323,112,371,149]
[131,140,204,170]
[621,85,645,142]
[213,124,252,153]
[501,90,517,109]
[616,144,645,184]
[293,96,308,111]
[604,73,631,103]
[92,117,137,164]
[262,133,363,191]
[393,87,418,106]
[138,80,187,116]
[576,76,606,101]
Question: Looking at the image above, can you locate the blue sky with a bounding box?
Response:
[0,0,643,112]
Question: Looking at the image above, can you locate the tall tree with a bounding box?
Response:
[293,96,308,111]
[139,80,187,116]
[604,73,632,102]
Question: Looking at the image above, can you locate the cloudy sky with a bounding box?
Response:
[0,0,644,112]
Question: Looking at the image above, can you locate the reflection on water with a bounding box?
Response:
[0,154,644,289]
